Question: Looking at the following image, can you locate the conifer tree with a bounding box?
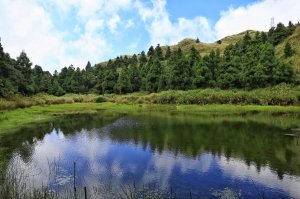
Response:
[284,41,293,58]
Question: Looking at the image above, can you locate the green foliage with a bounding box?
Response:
[284,41,294,57]
[115,66,132,94]
[147,45,154,57]
[110,85,299,106]
[154,44,163,60]
[95,96,107,103]
[146,58,162,92]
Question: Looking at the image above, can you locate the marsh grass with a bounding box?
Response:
[0,158,56,199]
[0,159,192,199]
[112,84,300,106]
[0,94,105,110]
[1,84,299,111]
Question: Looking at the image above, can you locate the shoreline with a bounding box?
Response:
[0,102,300,134]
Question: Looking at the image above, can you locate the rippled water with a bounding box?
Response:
[0,111,300,198]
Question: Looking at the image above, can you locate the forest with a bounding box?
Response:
[0,22,298,98]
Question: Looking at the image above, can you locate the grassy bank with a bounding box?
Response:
[1,102,300,134]
[109,84,300,105]
[0,93,103,110]
[0,84,300,111]
[0,84,299,133]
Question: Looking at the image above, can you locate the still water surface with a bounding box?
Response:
[0,111,300,198]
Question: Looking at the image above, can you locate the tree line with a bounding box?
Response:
[0,22,298,97]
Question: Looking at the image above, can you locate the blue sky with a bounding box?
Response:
[0,0,299,72]
[167,0,255,22]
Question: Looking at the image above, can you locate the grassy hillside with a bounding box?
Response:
[162,30,258,57]
[165,29,300,75]
[101,26,300,77]
[275,26,300,74]
[106,30,258,63]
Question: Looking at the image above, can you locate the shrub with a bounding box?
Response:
[95,96,107,103]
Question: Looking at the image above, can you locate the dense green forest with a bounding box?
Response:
[0,22,299,97]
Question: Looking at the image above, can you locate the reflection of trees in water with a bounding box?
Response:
[1,112,299,180]
[0,112,122,177]
[106,114,300,177]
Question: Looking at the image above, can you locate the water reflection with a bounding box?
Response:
[1,112,300,198]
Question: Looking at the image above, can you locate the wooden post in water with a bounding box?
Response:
[84,186,87,199]
[142,184,145,199]
[74,161,76,199]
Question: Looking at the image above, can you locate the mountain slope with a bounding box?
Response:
[163,30,258,56]
[101,28,300,75]
[275,26,300,74]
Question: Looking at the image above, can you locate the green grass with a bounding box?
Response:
[1,102,300,134]
[176,104,300,113]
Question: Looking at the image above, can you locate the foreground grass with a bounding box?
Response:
[1,102,300,134]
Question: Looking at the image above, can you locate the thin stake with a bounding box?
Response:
[84,187,87,199]
[142,184,145,199]
[74,161,76,199]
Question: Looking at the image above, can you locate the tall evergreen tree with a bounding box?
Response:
[115,66,132,94]
[146,57,162,92]
[15,51,35,95]
[103,60,117,93]
[165,46,171,60]
[154,44,163,60]
[139,51,147,63]
[284,41,293,58]
[147,46,155,57]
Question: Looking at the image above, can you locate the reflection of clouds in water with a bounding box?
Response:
[177,153,212,174]
[7,129,70,188]
[111,160,124,177]
[217,156,300,198]
[9,125,214,191]
[7,122,300,198]
[75,131,111,176]
[8,128,112,189]
[98,117,141,134]
[141,151,213,188]
[109,117,141,128]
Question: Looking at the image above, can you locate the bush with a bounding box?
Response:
[95,96,107,103]
[73,96,84,102]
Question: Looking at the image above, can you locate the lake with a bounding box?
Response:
[0,110,300,198]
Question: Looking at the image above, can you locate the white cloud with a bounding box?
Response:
[125,19,134,29]
[215,0,300,39]
[107,14,121,33]
[135,0,216,46]
[0,0,131,72]
[136,0,300,45]
[0,0,63,72]
[45,0,132,19]
[85,18,104,34]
